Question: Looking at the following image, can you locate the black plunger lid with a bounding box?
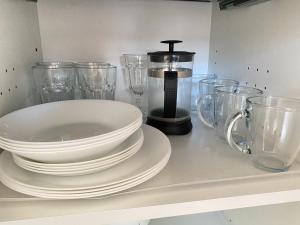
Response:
[148,40,195,63]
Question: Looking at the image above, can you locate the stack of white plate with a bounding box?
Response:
[0,100,171,199]
[0,100,142,163]
[12,129,144,176]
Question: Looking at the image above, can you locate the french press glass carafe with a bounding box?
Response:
[146,40,195,135]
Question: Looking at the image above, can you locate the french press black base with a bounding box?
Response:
[146,117,192,135]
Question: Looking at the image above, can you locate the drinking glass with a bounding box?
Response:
[197,78,239,128]
[191,74,217,112]
[123,54,148,119]
[214,86,263,141]
[32,62,76,103]
[226,96,300,172]
[76,63,117,100]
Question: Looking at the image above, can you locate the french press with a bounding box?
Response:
[146,40,195,135]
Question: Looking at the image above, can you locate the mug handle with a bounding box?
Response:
[197,94,214,128]
[225,111,251,154]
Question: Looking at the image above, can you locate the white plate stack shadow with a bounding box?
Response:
[0,100,171,199]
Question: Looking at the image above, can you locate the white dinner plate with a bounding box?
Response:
[0,158,168,199]
[12,129,144,169]
[0,100,142,145]
[0,125,171,191]
[3,153,169,195]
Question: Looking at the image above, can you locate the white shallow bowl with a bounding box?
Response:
[12,130,144,176]
[0,121,141,154]
[0,100,142,146]
[14,149,139,176]
[0,125,171,193]
[5,130,137,163]
[13,129,144,168]
[0,119,142,151]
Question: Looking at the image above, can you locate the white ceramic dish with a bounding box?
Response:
[14,145,139,171]
[13,131,144,176]
[12,129,144,169]
[15,148,140,176]
[0,125,171,191]
[0,119,142,150]
[5,130,136,163]
[3,153,169,195]
[0,100,142,145]
[0,158,168,199]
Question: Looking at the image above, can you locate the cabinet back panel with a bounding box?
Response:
[209,0,300,98]
[37,0,212,101]
[0,0,42,116]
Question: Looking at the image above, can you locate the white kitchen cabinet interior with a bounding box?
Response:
[1,0,300,224]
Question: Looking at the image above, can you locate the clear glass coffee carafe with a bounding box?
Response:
[146,40,195,135]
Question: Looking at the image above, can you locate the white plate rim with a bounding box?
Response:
[0,125,171,191]
[0,100,142,145]
[12,129,144,168]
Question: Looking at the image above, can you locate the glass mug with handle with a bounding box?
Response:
[214,86,263,142]
[197,78,239,128]
[226,96,300,172]
[191,74,217,112]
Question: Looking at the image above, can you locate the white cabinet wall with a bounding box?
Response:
[36,0,212,101]
[209,0,300,97]
[0,0,42,116]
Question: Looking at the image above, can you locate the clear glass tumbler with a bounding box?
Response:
[123,54,148,119]
[32,62,76,103]
[76,63,117,100]
[214,86,263,142]
[197,78,239,128]
[226,96,300,172]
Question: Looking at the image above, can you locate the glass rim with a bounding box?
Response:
[123,53,147,56]
[199,78,239,85]
[32,62,75,69]
[215,85,264,95]
[247,96,300,111]
[192,73,217,78]
[75,62,116,69]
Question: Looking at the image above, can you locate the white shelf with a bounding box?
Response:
[1,114,300,224]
